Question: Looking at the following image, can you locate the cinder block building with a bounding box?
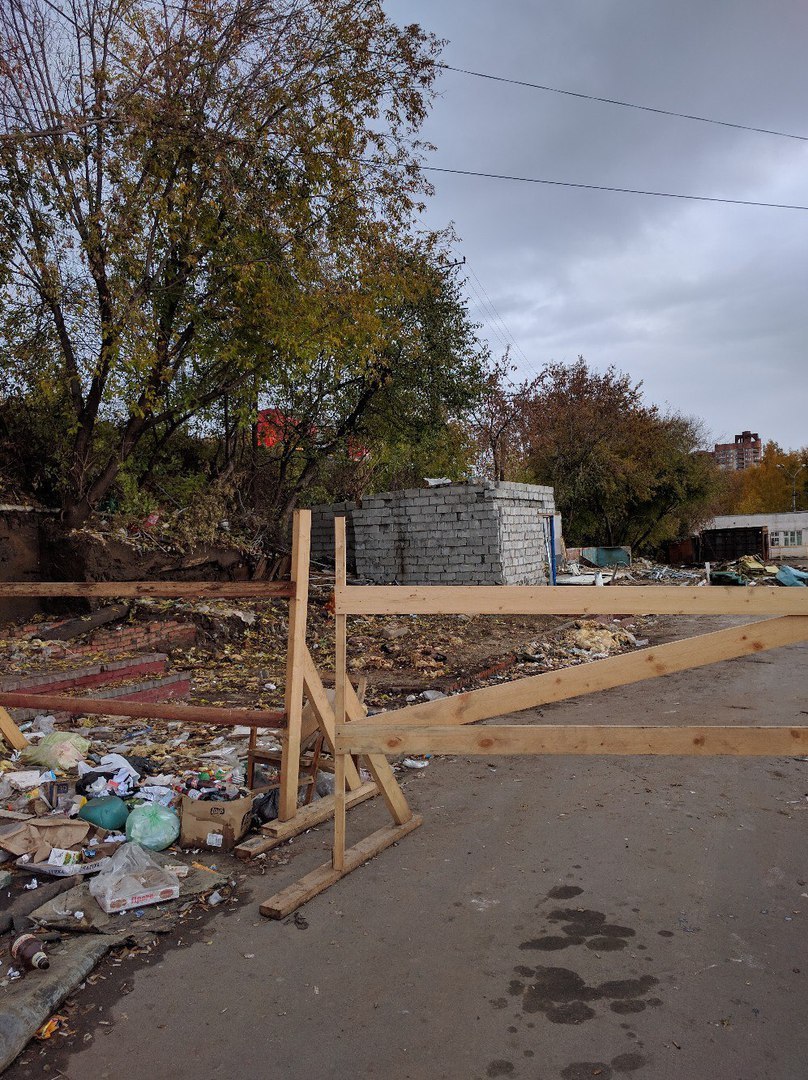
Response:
[309,481,558,585]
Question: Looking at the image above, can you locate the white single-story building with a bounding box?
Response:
[708,512,808,560]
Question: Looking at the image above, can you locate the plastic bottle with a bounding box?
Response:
[11,933,50,970]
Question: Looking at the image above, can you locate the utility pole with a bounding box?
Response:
[777,462,806,512]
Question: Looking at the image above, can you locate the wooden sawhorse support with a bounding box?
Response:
[260,518,808,918]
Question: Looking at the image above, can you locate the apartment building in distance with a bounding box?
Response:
[712,430,762,471]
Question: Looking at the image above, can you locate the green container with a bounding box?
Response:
[78,795,130,831]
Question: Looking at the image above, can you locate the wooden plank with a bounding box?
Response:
[333,516,348,870]
[333,753,346,871]
[234,781,378,859]
[343,680,412,826]
[259,814,424,919]
[259,780,378,837]
[336,584,808,617]
[300,650,363,790]
[0,705,27,751]
[279,510,312,821]
[359,616,808,731]
[0,691,284,727]
[337,724,808,757]
[0,581,295,598]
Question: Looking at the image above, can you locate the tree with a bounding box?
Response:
[0,0,447,526]
[518,357,724,550]
[246,247,486,517]
[467,350,536,481]
[732,442,808,513]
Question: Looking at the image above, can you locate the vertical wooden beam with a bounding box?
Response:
[332,515,348,870]
[0,706,27,751]
[279,509,312,821]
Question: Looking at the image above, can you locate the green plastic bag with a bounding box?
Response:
[125,804,180,851]
[78,795,130,831]
[22,732,89,770]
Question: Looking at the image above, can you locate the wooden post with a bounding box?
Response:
[333,516,348,870]
[278,509,312,821]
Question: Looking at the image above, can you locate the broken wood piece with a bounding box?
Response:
[259,815,423,918]
[35,603,130,641]
[0,705,30,751]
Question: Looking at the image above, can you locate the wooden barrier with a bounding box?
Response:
[0,511,362,840]
[260,520,808,917]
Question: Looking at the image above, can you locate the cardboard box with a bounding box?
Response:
[94,878,180,913]
[179,793,253,851]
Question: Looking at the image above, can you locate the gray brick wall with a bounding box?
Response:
[309,481,555,584]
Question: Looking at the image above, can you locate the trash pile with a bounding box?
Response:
[0,710,250,1067]
[1,715,262,881]
[706,555,808,587]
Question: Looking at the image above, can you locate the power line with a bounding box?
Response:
[418,164,808,211]
[467,266,534,373]
[439,63,808,144]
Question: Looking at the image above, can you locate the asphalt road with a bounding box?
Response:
[8,616,808,1080]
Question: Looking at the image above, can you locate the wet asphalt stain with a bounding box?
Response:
[520,908,635,954]
[547,885,585,900]
[610,999,647,1014]
[509,964,658,1024]
[561,1064,612,1080]
[504,889,667,1029]
[561,1053,647,1079]
[486,1061,515,1077]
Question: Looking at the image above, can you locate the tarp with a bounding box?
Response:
[775,565,808,587]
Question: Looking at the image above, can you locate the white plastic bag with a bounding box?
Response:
[89,843,180,913]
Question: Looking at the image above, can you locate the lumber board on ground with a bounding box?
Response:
[0,705,27,751]
[279,510,311,820]
[337,724,808,757]
[360,616,808,730]
[258,780,378,838]
[259,814,424,918]
[0,581,295,598]
[0,691,284,727]
[234,782,378,860]
[335,584,808,617]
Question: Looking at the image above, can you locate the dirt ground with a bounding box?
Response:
[5,614,807,1080]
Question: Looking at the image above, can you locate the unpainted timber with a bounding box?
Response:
[0,705,27,751]
[279,510,312,820]
[300,651,363,790]
[337,723,808,757]
[234,781,378,860]
[0,581,295,598]
[259,814,423,918]
[335,584,808,617]
[0,691,284,728]
[359,616,808,730]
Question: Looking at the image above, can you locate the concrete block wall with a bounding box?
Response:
[310,481,555,585]
[310,501,357,571]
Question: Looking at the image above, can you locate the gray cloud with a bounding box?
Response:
[385,0,808,448]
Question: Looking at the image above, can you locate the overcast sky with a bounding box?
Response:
[383,0,808,450]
